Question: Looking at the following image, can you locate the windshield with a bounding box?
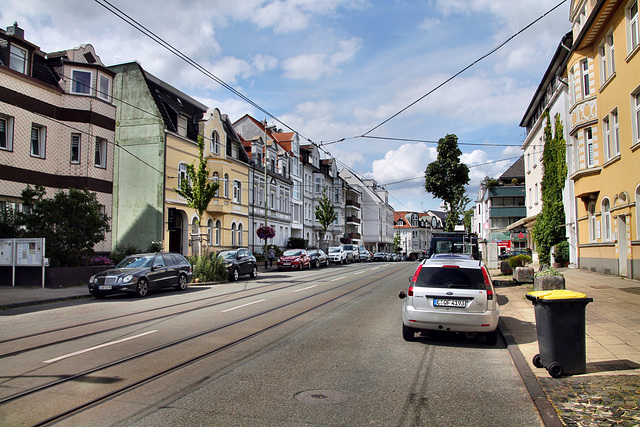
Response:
[116,255,154,268]
[328,247,340,253]
[283,250,301,256]
[218,251,238,260]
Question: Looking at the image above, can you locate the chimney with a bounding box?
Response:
[6,22,25,39]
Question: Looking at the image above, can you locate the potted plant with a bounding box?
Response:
[534,266,565,291]
[509,254,533,283]
[552,240,570,268]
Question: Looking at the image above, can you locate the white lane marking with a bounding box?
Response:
[371,267,380,270]
[44,330,158,364]
[294,285,317,292]
[355,271,365,275]
[331,276,346,282]
[222,299,266,312]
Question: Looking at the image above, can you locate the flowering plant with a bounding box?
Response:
[90,255,114,266]
[257,225,276,240]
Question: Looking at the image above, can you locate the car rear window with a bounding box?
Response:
[415,266,485,290]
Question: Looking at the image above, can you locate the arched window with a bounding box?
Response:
[207,219,214,245]
[602,198,612,241]
[588,202,597,242]
[224,173,229,198]
[215,220,221,246]
[211,130,220,155]
[212,172,219,197]
[238,223,243,246]
[231,223,237,246]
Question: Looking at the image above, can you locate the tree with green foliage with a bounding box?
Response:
[315,187,338,249]
[425,134,470,231]
[175,134,220,252]
[0,203,19,237]
[394,232,401,253]
[18,185,111,267]
[532,111,567,265]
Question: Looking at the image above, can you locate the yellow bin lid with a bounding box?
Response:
[526,289,590,300]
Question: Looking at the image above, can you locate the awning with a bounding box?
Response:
[507,214,538,230]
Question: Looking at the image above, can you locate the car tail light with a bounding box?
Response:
[442,265,460,268]
[407,286,414,297]
[481,267,493,300]
[410,264,423,283]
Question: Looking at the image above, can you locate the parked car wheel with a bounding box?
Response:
[402,324,416,341]
[314,259,320,268]
[250,265,258,278]
[175,274,188,290]
[231,268,239,281]
[136,278,149,297]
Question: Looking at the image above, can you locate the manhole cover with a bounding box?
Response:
[294,390,349,405]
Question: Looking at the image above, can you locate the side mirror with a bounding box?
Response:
[398,290,406,299]
[408,276,413,283]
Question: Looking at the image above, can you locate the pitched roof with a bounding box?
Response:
[500,156,525,180]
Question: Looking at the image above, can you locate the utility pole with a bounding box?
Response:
[263,120,269,263]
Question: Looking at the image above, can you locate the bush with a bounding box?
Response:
[147,240,163,253]
[553,240,570,265]
[508,254,532,269]
[188,250,228,283]
[110,244,140,266]
[535,266,563,277]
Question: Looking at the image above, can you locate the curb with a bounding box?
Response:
[498,318,562,427]
[0,294,92,311]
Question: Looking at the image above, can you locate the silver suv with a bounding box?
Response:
[398,254,499,345]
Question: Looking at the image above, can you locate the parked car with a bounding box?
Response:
[88,252,192,298]
[308,249,329,268]
[372,252,387,262]
[277,249,311,271]
[218,248,258,281]
[498,249,530,261]
[358,249,372,262]
[340,244,358,262]
[327,246,347,264]
[398,254,500,345]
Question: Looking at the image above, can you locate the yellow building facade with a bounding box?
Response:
[568,0,640,278]
[163,108,250,255]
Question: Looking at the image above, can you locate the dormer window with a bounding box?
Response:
[71,69,93,95]
[98,74,111,101]
[177,114,188,137]
[9,44,27,74]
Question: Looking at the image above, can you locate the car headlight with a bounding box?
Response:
[122,275,133,283]
[89,275,95,284]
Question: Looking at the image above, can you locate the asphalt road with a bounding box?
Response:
[0,261,543,426]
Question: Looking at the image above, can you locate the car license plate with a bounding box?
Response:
[98,285,112,290]
[433,299,466,307]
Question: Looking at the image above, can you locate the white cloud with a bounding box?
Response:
[366,143,436,187]
[282,37,361,80]
[253,54,278,72]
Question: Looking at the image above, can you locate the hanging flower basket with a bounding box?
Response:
[257,225,276,240]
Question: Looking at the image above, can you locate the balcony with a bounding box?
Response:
[346,215,361,224]
[348,232,361,240]
[206,198,233,214]
[346,199,361,209]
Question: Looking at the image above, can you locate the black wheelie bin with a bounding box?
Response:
[525,290,593,377]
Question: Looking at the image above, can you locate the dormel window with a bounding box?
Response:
[95,137,107,168]
[211,130,220,155]
[71,69,93,95]
[98,74,111,102]
[177,115,188,137]
[9,44,27,74]
[30,124,46,158]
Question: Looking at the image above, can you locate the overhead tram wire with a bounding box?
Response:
[359,0,569,138]
[93,0,310,144]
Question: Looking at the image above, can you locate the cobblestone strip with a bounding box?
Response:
[538,375,640,426]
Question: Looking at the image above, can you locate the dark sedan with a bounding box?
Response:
[308,249,328,268]
[218,248,258,281]
[88,252,192,298]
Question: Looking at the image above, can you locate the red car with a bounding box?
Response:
[277,249,311,271]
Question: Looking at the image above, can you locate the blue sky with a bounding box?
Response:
[3,0,572,212]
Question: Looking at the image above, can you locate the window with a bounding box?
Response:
[71,69,92,95]
[227,138,233,157]
[212,172,219,197]
[70,133,81,164]
[599,32,615,83]
[588,202,597,242]
[612,109,620,155]
[177,115,187,137]
[95,137,107,168]
[98,74,111,101]
[224,174,229,198]
[602,198,612,241]
[178,163,188,191]
[238,223,243,246]
[581,59,590,97]
[0,115,14,150]
[569,67,576,105]
[211,130,220,155]
[30,124,46,158]
[585,128,594,167]
[215,220,221,245]
[628,0,639,53]
[9,44,27,74]
[207,219,214,245]
[231,223,237,246]
[634,91,640,145]
[233,180,241,203]
[603,116,611,160]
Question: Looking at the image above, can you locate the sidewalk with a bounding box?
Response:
[2,267,640,424]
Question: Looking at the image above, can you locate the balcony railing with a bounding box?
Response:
[346,216,361,224]
[346,199,361,209]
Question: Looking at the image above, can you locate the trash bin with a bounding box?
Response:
[525,290,593,377]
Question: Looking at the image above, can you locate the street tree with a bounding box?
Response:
[533,111,567,265]
[315,187,338,250]
[18,185,111,267]
[175,134,220,252]
[425,134,470,231]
